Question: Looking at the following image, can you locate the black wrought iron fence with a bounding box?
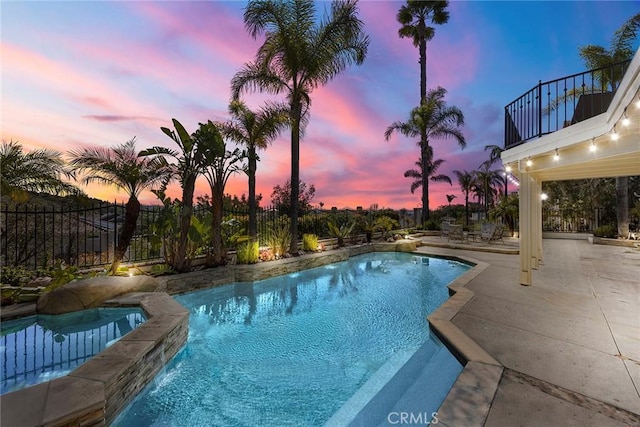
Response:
[1,202,385,270]
[505,60,631,149]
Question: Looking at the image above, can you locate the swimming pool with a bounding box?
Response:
[0,307,146,394]
[114,252,469,426]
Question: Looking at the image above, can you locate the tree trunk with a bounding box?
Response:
[419,30,429,224]
[248,148,258,240]
[616,176,629,238]
[421,141,429,225]
[289,102,302,255]
[108,196,140,275]
[211,181,225,266]
[175,174,196,272]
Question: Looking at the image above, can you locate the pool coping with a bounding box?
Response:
[425,254,505,427]
[0,292,189,427]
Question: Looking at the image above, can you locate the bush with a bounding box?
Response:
[424,220,440,231]
[594,224,617,238]
[237,240,259,264]
[302,234,319,251]
[266,218,292,257]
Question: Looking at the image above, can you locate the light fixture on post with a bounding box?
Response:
[553,148,560,161]
[611,125,619,141]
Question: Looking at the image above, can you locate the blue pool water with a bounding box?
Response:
[114,253,470,426]
[0,307,146,394]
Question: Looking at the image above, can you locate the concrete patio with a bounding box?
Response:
[417,236,640,426]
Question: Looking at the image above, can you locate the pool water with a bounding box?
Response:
[1,307,146,394]
[114,253,469,426]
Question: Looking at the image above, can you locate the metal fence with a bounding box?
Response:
[505,60,631,149]
[1,202,395,270]
[542,206,613,233]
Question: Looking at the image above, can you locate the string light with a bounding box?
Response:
[621,107,630,126]
[636,97,640,109]
[553,148,560,161]
[589,138,597,153]
[611,125,619,141]
[526,158,533,167]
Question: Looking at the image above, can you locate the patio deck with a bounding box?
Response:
[416,237,640,426]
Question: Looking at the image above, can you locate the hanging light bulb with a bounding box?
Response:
[526,158,533,167]
[611,125,619,141]
[589,138,597,153]
[636,97,640,109]
[553,148,560,161]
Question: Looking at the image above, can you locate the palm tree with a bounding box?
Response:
[396,0,449,105]
[221,100,289,240]
[453,169,476,227]
[404,146,451,194]
[578,13,639,238]
[140,119,216,272]
[68,138,170,274]
[1,140,81,202]
[385,86,465,224]
[446,194,456,206]
[232,0,369,255]
[475,163,504,218]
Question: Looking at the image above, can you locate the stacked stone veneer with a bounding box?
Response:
[0,292,188,427]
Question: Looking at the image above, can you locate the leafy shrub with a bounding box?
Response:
[374,215,399,239]
[327,220,355,247]
[594,224,617,238]
[237,240,259,264]
[1,266,32,286]
[266,218,292,257]
[302,234,319,251]
[424,220,439,231]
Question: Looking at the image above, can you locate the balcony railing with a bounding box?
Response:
[504,59,631,149]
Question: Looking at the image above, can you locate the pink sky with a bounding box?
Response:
[2,1,637,209]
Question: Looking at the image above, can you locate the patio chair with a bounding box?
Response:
[440,221,451,239]
[490,224,505,244]
[448,224,465,242]
[479,223,496,242]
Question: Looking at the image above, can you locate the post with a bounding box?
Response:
[537,80,543,139]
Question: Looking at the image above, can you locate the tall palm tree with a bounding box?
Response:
[1,140,81,202]
[397,0,449,105]
[385,86,465,224]
[221,100,289,239]
[578,13,639,238]
[404,146,451,194]
[453,169,476,227]
[68,138,170,274]
[140,119,217,272]
[232,0,369,255]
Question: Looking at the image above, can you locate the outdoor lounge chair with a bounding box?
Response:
[440,221,451,239]
[479,223,496,242]
[490,224,505,244]
[448,224,466,242]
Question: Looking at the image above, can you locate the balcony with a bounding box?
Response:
[504,60,632,149]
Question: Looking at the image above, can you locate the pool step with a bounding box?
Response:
[343,339,462,426]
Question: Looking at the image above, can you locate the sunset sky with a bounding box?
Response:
[2,1,638,209]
